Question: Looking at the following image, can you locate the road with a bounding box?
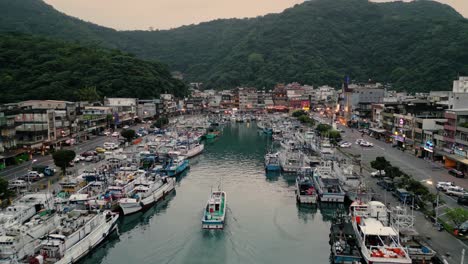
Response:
[313,114,468,264]
[0,131,124,181]
[314,114,468,210]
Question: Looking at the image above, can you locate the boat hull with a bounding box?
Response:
[296,194,317,204]
[166,160,189,177]
[119,180,176,216]
[265,164,281,171]
[54,212,119,264]
[201,220,224,229]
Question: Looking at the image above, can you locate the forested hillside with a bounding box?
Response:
[1,0,468,91]
[0,34,187,103]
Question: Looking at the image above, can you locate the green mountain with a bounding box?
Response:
[0,33,187,103]
[1,0,468,91]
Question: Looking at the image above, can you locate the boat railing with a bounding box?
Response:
[364,245,409,260]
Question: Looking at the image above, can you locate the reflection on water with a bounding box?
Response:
[84,123,338,264]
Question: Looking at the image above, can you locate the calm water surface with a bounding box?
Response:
[83,123,342,264]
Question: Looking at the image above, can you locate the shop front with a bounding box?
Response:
[443,146,468,173]
[420,140,434,159]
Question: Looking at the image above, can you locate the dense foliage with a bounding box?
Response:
[52,149,76,175]
[121,129,136,142]
[0,34,187,103]
[1,0,468,92]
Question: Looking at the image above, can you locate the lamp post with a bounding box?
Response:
[29,159,37,191]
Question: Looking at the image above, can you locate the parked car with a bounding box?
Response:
[436,181,455,192]
[81,151,96,157]
[8,180,29,189]
[457,195,468,206]
[112,132,120,137]
[339,141,352,148]
[371,170,386,177]
[377,178,395,191]
[454,220,468,238]
[355,139,365,145]
[446,186,467,197]
[104,131,111,136]
[84,156,94,162]
[32,165,56,176]
[23,171,44,182]
[449,168,465,178]
[123,125,130,129]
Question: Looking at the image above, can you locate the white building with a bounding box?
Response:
[450,76,468,110]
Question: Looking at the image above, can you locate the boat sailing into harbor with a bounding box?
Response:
[202,190,227,230]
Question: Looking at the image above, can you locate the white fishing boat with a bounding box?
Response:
[174,143,204,158]
[119,176,176,215]
[278,150,303,173]
[0,210,60,263]
[202,191,227,229]
[350,201,412,264]
[0,193,54,235]
[32,210,119,264]
[296,167,317,204]
[313,161,345,203]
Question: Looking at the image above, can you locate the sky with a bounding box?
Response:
[43,0,468,30]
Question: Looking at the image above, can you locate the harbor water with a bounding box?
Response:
[83,122,343,264]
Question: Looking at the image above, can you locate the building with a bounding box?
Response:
[15,109,55,150]
[450,76,468,109]
[437,109,468,173]
[272,84,287,107]
[137,99,162,120]
[104,98,137,126]
[0,111,17,153]
[238,88,258,110]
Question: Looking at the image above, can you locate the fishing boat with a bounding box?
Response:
[265,152,281,171]
[202,191,227,229]
[165,155,189,177]
[0,209,60,263]
[119,176,176,215]
[174,143,204,158]
[32,210,119,264]
[313,161,345,203]
[279,151,303,173]
[295,167,317,204]
[330,215,362,264]
[390,206,436,263]
[350,201,412,264]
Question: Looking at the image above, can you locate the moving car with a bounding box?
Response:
[355,139,364,145]
[95,147,106,153]
[446,186,467,197]
[339,141,352,148]
[449,168,465,178]
[84,155,94,162]
[123,125,130,129]
[371,170,386,177]
[359,141,373,147]
[104,131,111,136]
[112,132,120,137]
[8,180,29,189]
[22,171,44,182]
[436,181,455,192]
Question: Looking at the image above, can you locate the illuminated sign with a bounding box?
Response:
[423,140,434,153]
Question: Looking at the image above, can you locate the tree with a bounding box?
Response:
[328,130,342,144]
[384,166,403,179]
[371,157,391,176]
[52,150,76,175]
[316,124,332,136]
[76,86,101,102]
[154,117,169,128]
[0,177,13,203]
[121,129,136,142]
[292,110,308,118]
[445,208,468,226]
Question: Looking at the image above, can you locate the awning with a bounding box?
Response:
[0,149,27,159]
[445,153,468,165]
[369,128,386,134]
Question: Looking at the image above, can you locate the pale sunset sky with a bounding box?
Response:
[43,0,468,30]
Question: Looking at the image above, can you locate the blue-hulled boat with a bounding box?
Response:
[265,152,281,171]
[165,155,189,177]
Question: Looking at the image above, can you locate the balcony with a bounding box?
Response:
[455,137,468,146]
[444,124,456,131]
[444,136,455,143]
[457,125,468,133]
[445,112,456,119]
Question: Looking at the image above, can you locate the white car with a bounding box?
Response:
[9,180,29,189]
[355,139,365,145]
[436,181,455,192]
[112,132,119,137]
[84,156,94,162]
[123,125,130,129]
[339,142,352,148]
[360,141,373,147]
[446,186,467,197]
[371,170,385,177]
[104,131,111,136]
